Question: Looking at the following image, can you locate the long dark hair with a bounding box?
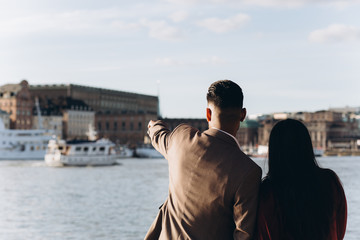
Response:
[264,119,336,239]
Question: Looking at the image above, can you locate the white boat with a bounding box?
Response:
[314,148,324,157]
[0,119,53,160]
[45,138,118,167]
[116,145,134,158]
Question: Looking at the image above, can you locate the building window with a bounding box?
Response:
[106,122,109,131]
[138,122,142,131]
[122,121,126,131]
[114,122,117,131]
[130,122,134,131]
[98,122,102,131]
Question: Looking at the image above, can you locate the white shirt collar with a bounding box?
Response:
[211,127,241,149]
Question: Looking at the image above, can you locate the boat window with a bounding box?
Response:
[17,133,32,136]
[58,146,64,151]
[30,146,34,151]
[36,146,40,150]
[84,147,89,152]
[99,147,105,151]
[75,147,82,151]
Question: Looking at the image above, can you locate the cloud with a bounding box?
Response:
[0,9,184,42]
[169,11,189,22]
[308,24,360,43]
[140,19,184,41]
[0,9,142,36]
[196,14,250,33]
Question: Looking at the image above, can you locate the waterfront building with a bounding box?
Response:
[0,110,10,129]
[329,106,360,114]
[161,118,208,132]
[30,83,158,144]
[257,110,360,153]
[32,96,94,140]
[62,99,95,140]
[237,119,259,149]
[33,114,63,138]
[0,80,33,129]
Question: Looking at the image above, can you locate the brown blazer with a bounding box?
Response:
[145,121,262,240]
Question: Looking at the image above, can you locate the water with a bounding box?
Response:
[0,157,358,240]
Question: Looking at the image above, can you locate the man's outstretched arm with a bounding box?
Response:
[147,120,171,159]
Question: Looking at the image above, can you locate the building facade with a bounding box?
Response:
[161,118,208,132]
[33,115,63,137]
[63,109,95,140]
[0,80,34,129]
[30,84,158,144]
[257,110,360,153]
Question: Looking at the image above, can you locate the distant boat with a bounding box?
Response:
[45,138,118,167]
[134,144,163,158]
[314,148,324,157]
[0,119,53,160]
[116,145,134,158]
[45,124,117,167]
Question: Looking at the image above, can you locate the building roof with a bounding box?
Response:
[0,80,29,95]
[30,83,157,99]
[0,84,22,94]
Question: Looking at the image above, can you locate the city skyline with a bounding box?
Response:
[25,81,360,118]
[1,0,359,118]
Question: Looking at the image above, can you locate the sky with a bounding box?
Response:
[0,0,359,118]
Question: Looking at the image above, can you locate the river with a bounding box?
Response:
[0,156,358,239]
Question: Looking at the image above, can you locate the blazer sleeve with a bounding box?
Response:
[233,165,262,240]
[147,120,172,159]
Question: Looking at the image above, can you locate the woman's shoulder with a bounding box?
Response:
[317,168,345,194]
[318,168,341,183]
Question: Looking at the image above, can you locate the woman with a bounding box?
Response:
[256,119,347,240]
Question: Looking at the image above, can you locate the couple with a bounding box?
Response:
[145,80,347,240]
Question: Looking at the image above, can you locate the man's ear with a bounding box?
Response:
[206,108,212,122]
[240,108,247,122]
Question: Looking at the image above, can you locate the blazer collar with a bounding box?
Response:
[204,128,241,149]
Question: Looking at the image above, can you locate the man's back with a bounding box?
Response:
[145,122,261,240]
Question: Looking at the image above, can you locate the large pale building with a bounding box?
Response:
[33,114,63,137]
[62,102,95,140]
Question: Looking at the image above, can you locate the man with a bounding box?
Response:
[145,80,262,240]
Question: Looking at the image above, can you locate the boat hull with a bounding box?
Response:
[0,150,47,160]
[45,154,117,167]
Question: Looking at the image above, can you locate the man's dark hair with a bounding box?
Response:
[207,80,243,109]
